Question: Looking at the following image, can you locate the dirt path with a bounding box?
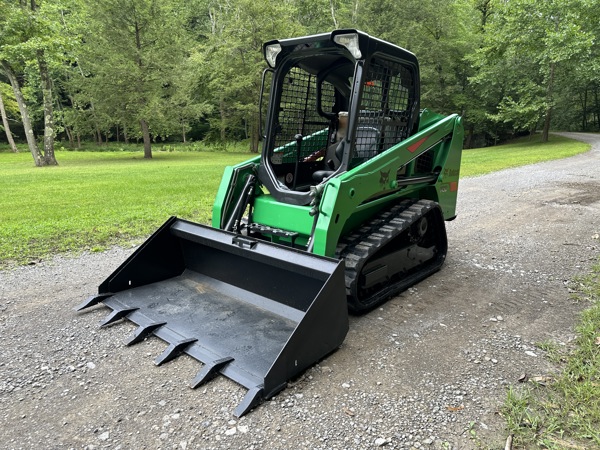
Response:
[1,133,599,450]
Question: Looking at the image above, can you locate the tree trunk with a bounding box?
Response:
[219,99,226,141]
[140,119,152,158]
[352,0,359,24]
[64,125,74,147]
[134,18,151,158]
[541,62,556,143]
[594,86,600,131]
[124,127,129,144]
[329,0,338,28]
[250,115,260,153]
[465,124,474,149]
[477,0,492,31]
[57,92,74,147]
[0,90,18,152]
[580,88,587,131]
[37,50,58,165]
[2,60,43,165]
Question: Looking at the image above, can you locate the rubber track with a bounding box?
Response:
[336,199,446,313]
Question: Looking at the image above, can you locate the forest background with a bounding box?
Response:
[1,0,599,166]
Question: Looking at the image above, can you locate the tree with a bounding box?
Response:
[551,0,600,132]
[471,0,593,142]
[0,82,19,152]
[193,0,305,152]
[74,0,199,158]
[1,60,43,163]
[0,0,71,165]
[0,0,42,162]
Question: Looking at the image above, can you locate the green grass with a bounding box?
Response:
[501,261,600,449]
[0,133,591,267]
[460,134,590,177]
[0,147,251,266]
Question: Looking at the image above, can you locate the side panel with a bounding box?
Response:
[311,113,463,257]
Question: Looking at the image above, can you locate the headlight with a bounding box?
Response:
[333,33,362,60]
[265,43,282,68]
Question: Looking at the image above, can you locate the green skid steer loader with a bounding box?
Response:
[77,30,463,417]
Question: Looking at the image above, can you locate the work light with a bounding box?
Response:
[265,43,282,68]
[333,33,362,60]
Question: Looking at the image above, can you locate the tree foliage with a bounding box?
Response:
[470,0,594,142]
[68,0,202,157]
[192,0,305,151]
[0,0,599,156]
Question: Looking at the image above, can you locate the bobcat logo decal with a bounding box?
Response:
[379,169,390,187]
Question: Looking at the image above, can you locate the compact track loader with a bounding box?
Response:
[77,30,463,417]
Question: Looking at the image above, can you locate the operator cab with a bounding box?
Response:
[258,30,421,206]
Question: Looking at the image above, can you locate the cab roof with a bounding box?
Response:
[263,29,419,70]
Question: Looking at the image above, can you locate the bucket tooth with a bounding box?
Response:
[155,338,198,366]
[75,293,113,312]
[99,307,139,327]
[125,322,166,346]
[234,386,264,418]
[190,356,235,389]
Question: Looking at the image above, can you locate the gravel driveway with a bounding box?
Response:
[1,133,599,450]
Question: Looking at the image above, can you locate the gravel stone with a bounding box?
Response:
[98,431,109,441]
[375,437,389,446]
[1,133,598,449]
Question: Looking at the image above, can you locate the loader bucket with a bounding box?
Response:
[76,217,348,417]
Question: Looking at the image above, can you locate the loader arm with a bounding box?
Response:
[312,112,463,256]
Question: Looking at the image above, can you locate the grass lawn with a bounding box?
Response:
[502,261,600,449]
[0,134,591,266]
[0,148,251,266]
[460,134,591,177]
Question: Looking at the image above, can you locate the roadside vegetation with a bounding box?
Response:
[502,260,600,449]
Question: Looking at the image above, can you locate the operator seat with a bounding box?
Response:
[312,126,381,183]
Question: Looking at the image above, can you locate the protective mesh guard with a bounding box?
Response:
[274,68,335,163]
[355,57,413,161]
[265,53,417,193]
